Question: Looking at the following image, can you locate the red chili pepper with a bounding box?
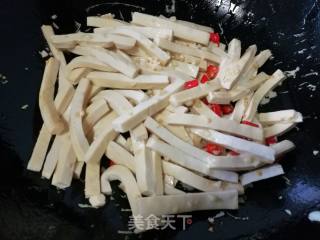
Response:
[221,104,234,115]
[184,79,199,89]
[210,32,220,47]
[201,98,209,105]
[205,143,224,156]
[206,65,219,79]
[210,104,223,117]
[109,160,116,167]
[241,120,259,128]
[200,74,209,83]
[229,150,240,156]
[266,136,278,145]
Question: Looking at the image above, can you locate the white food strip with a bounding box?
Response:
[162,161,242,193]
[106,141,135,171]
[87,16,127,28]
[41,25,66,65]
[240,164,284,186]
[168,60,199,78]
[164,113,264,142]
[145,120,238,182]
[164,184,186,195]
[27,126,52,172]
[190,128,275,163]
[271,140,295,157]
[87,72,169,89]
[244,70,286,121]
[112,79,184,133]
[258,110,303,125]
[66,55,117,80]
[84,111,119,164]
[70,78,91,162]
[157,38,221,63]
[114,90,149,104]
[51,33,136,50]
[219,45,257,90]
[111,27,170,64]
[206,88,250,104]
[85,163,105,207]
[264,122,297,138]
[68,68,91,85]
[136,190,239,217]
[41,136,61,179]
[132,12,210,45]
[39,58,66,134]
[170,82,221,106]
[95,26,173,41]
[52,135,76,189]
[73,46,139,78]
[83,99,110,135]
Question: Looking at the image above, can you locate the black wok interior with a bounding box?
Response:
[0,0,320,239]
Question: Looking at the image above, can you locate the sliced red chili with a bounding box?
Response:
[210,32,220,47]
[221,104,234,115]
[201,98,209,105]
[200,74,209,83]
[205,143,224,156]
[229,150,240,156]
[184,79,199,89]
[266,136,278,145]
[109,160,116,167]
[206,65,219,79]
[210,104,223,117]
[241,120,259,128]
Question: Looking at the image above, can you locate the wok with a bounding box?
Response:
[0,0,320,239]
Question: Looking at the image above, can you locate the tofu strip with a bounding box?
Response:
[258,110,303,126]
[87,16,128,28]
[27,126,52,172]
[112,79,184,133]
[84,110,119,164]
[264,122,297,138]
[83,99,110,136]
[68,68,91,85]
[87,72,169,89]
[106,141,136,172]
[52,135,76,189]
[164,113,264,142]
[111,27,170,64]
[98,90,155,194]
[145,119,239,182]
[218,45,257,90]
[132,12,210,45]
[51,33,136,50]
[162,161,243,193]
[85,163,105,208]
[41,136,61,179]
[39,58,66,134]
[136,190,239,217]
[114,90,149,104]
[66,55,117,82]
[244,70,286,121]
[72,46,139,78]
[164,184,186,195]
[95,26,173,41]
[169,82,221,106]
[70,78,91,162]
[190,128,275,163]
[240,164,284,186]
[41,25,66,65]
[157,38,221,63]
